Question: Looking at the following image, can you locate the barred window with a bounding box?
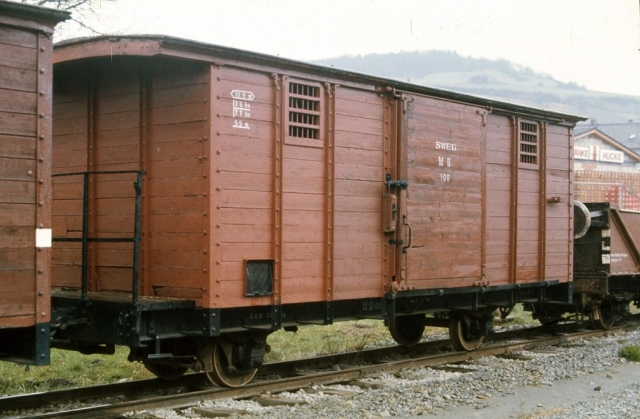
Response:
[519,121,539,167]
[287,81,321,143]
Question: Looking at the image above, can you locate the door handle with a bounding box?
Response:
[402,215,412,253]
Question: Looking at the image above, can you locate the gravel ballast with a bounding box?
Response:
[140,328,640,419]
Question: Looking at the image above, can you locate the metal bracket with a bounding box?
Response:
[386,173,408,191]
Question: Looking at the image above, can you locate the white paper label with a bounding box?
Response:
[36,228,52,248]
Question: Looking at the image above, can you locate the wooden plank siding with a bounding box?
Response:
[208,66,275,308]
[49,37,578,316]
[146,59,208,302]
[544,126,573,281]
[332,87,385,301]
[403,105,572,289]
[0,25,39,325]
[52,66,88,290]
[487,114,572,286]
[0,2,67,344]
[90,60,141,293]
[484,116,513,283]
[52,58,210,303]
[404,96,484,288]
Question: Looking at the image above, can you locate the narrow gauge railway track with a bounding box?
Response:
[1,322,559,412]
[1,321,634,419]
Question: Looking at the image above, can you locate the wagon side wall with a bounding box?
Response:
[404,96,486,289]
[48,38,579,323]
[0,16,42,328]
[0,1,67,364]
[207,64,388,309]
[208,65,276,309]
[544,123,573,283]
[484,114,513,284]
[146,59,210,302]
[51,62,88,289]
[485,115,573,286]
[52,58,211,304]
[332,86,386,301]
[403,104,573,290]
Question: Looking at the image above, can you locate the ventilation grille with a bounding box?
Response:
[288,82,320,139]
[245,260,273,296]
[519,121,538,166]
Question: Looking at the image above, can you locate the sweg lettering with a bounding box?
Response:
[435,141,457,151]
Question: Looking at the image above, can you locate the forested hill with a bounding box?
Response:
[313,51,640,124]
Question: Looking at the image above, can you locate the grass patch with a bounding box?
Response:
[498,304,537,326]
[0,347,152,396]
[619,345,640,362]
[0,304,538,396]
[265,320,394,362]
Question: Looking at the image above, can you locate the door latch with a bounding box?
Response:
[386,173,408,190]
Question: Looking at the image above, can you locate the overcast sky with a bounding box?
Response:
[69,0,640,96]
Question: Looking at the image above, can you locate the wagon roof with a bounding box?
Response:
[0,0,70,32]
[54,34,586,124]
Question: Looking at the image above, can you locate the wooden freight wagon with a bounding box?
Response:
[50,35,584,385]
[0,0,68,365]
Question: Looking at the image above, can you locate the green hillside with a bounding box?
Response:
[314,51,640,124]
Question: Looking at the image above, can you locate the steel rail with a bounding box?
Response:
[0,322,558,413]
[5,324,633,419]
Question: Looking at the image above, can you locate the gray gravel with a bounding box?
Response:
[141,328,640,419]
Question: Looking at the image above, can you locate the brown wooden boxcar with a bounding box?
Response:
[49,35,584,385]
[0,1,68,365]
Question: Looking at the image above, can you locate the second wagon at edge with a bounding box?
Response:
[49,35,585,386]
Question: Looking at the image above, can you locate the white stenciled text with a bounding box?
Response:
[231,89,254,130]
[435,141,457,151]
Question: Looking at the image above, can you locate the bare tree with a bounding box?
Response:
[20,0,119,38]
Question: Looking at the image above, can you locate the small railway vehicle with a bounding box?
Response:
[7,7,640,393]
[0,0,68,365]
[532,202,640,328]
[44,35,587,386]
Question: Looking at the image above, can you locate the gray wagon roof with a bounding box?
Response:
[55,34,586,125]
[0,0,69,31]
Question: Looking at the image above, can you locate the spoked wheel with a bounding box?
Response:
[205,340,258,388]
[449,311,484,351]
[143,360,189,380]
[389,314,425,347]
[590,300,615,330]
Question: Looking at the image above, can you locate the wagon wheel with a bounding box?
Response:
[449,311,484,351]
[589,300,615,330]
[389,314,425,347]
[498,307,513,320]
[143,359,189,380]
[205,340,258,388]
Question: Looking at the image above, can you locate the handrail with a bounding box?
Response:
[52,170,146,307]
